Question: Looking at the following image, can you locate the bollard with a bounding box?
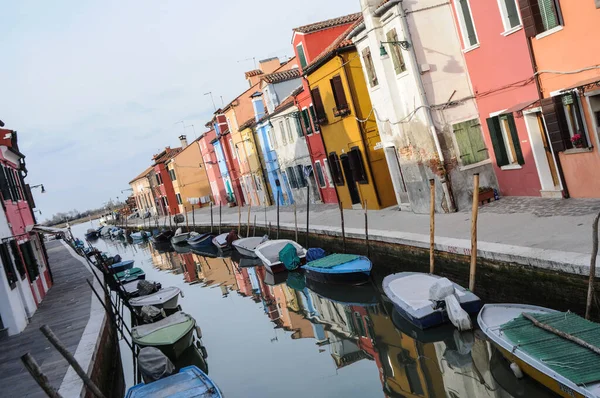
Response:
[429,179,435,274]
[469,173,479,292]
[253,215,257,237]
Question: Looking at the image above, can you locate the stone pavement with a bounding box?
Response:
[0,240,98,398]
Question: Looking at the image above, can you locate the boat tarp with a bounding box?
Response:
[126,366,220,398]
[279,243,300,271]
[133,312,193,339]
[306,254,361,269]
[129,287,181,307]
[306,248,326,262]
[502,311,600,385]
[138,347,175,383]
[114,268,144,280]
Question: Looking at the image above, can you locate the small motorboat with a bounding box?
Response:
[129,287,182,313]
[306,278,378,305]
[100,226,112,236]
[171,228,191,245]
[232,236,268,257]
[190,245,219,258]
[479,303,600,398]
[263,270,288,286]
[131,231,150,240]
[303,253,371,285]
[84,228,98,239]
[154,229,174,243]
[114,267,146,284]
[211,232,231,250]
[172,243,192,254]
[109,259,135,273]
[123,280,162,298]
[132,311,197,360]
[126,365,223,398]
[254,239,306,273]
[383,272,481,330]
[187,232,213,247]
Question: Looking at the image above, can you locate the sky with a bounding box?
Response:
[0,0,360,220]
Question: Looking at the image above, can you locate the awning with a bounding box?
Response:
[32,225,67,234]
[505,98,540,114]
[561,75,600,92]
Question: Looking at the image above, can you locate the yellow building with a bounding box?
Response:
[304,24,396,210]
[167,135,212,214]
[129,166,158,216]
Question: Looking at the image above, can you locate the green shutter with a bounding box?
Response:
[297,44,307,69]
[505,114,525,165]
[454,122,474,165]
[487,117,509,167]
[467,121,489,163]
[538,0,558,30]
[459,0,477,46]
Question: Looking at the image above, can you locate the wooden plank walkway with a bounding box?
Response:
[0,240,95,397]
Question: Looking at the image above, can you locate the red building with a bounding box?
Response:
[198,129,228,206]
[152,147,182,215]
[212,113,246,207]
[449,0,560,197]
[291,13,361,204]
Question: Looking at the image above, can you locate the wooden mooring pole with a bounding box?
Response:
[306,186,310,249]
[253,215,257,237]
[339,202,346,254]
[429,179,435,274]
[294,202,298,242]
[219,204,222,234]
[364,201,369,258]
[186,208,190,232]
[276,192,280,239]
[210,203,213,233]
[192,204,195,228]
[237,204,241,236]
[246,204,251,238]
[21,353,63,398]
[585,211,600,319]
[469,173,479,292]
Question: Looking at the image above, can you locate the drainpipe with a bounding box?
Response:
[396,0,456,212]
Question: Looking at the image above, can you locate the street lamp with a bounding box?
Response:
[30,184,46,193]
[379,40,411,56]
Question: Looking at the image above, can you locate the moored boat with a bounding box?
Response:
[132,311,196,360]
[303,253,371,285]
[187,232,212,247]
[154,229,174,243]
[131,231,150,240]
[306,278,378,305]
[171,228,191,245]
[254,239,306,273]
[129,287,182,312]
[114,267,146,284]
[109,259,135,273]
[84,228,98,239]
[383,272,481,330]
[478,303,600,398]
[125,365,222,398]
[232,236,268,257]
[211,232,231,250]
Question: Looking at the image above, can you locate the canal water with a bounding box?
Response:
[72,222,556,397]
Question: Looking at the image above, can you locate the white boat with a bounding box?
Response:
[212,232,231,249]
[254,239,307,273]
[478,303,600,398]
[232,236,268,257]
[382,272,481,329]
[129,287,182,311]
[171,228,191,245]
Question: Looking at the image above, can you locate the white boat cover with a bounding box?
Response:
[232,236,268,253]
[255,240,306,267]
[138,347,176,383]
[133,311,192,338]
[445,295,472,331]
[129,287,181,308]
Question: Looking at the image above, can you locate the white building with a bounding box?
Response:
[351,0,498,213]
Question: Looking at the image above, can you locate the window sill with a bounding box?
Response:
[501,164,522,170]
[396,70,409,80]
[458,159,491,171]
[564,147,593,155]
[462,44,480,54]
[535,25,563,40]
[501,25,522,37]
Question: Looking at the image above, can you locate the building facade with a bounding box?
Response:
[129,166,158,216]
[152,147,182,215]
[198,129,228,206]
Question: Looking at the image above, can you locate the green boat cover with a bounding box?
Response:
[279,243,300,271]
[502,312,600,385]
[286,272,306,291]
[114,268,144,280]
[306,253,360,269]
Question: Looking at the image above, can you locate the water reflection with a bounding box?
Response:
[73,222,556,397]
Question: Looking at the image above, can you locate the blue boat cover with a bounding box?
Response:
[279,243,300,271]
[126,365,222,398]
[306,248,326,262]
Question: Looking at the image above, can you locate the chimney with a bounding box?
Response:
[179,135,188,148]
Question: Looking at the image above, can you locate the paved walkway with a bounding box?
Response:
[0,240,97,398]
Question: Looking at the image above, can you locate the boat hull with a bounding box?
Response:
[134,327,195,361]
[391,299,481,330]
[304,268,370,285]
[306,278,378,305]
[171,233,191,245]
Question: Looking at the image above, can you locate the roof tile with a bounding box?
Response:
[261,69,301,84]
[293,12,362,34]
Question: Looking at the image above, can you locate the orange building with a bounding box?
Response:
[522,0,600,197]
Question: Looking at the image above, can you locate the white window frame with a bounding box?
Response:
[321,159,333,188]
[453,0,479,50]
[267,127,277,149]
[229,139,237,159]
[498,116,517,165]
[496,0,522,34]
[279,120,287,145]
[285,117,294,143]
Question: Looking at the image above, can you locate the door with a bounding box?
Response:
[340,155,361,205]
[537,113,560,187]
[384,146,410,206]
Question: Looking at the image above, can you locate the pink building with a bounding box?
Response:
[450,0,560,197]
[198,129,228,206]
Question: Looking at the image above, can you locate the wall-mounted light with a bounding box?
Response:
[31,184,46,193]
[380,40,411,57]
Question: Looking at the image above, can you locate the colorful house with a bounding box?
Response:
[210,114,245,206]
[198,129,228,206]
[291,13,362,205]
[446,0,554,198]
[234,119,270,206]
[167,135,212,213]
[129,166,159,216]
[152,147,182,215]
[521,0,600,198]
[304,21,397,210]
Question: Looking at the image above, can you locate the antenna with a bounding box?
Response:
[237,57,257,69]
[184,124,197,139]
[204,92,217,112]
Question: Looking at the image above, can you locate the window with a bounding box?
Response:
[455,0,478,48]
[362,47,378,87]
[294,112,304,138]
[541,93,589,152]
[285,118,294,143]
[322,159,333,187]
[279,121,287,145]
[267,127,277,149]
[498,0,521,31]
[314,161,326,188]
[286,167,298,189]
[0,243,17,289]
[311,88,328,125]
[296,43,308,69]
[348,147,368,184]
[20,241,39,280]
[296,165,307,188]
[330,75,350,117]
[453,119,490,166]
[328,152,345,186]
[176,193,182,205]
[229,139,237,159]
[301,109,313,135]
[309,105,320,133]
[486,114,524,167]
[386,29,407,74]
[168,168,177,181]
[519,0,562,37]
[0,166,11,201]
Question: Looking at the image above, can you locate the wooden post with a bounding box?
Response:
[586,211,600,319]
[469,173,479,292]
[294,202,298,242]
[339,202,346,254]
[210,202,213,233]
[306,186,310,249]
[192,204,195,228]
[268,221,271,236]
[219,203,222,234]
[364,201,369,258]
[186,206,190,232]
[237,204,241,236]
[276,192,280,239]
[40,325,107,398]
[253,215,257,237]
[21,353,63,398]
[429,179,435,274]
[264,191,268,231]
[246,204,251,237]
[169,213,172,229]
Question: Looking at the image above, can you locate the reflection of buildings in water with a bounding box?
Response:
[255,267,278,321]
[149,246,177,271]
[368,306,446,398]
[329,335,370,370]
[234,267,253,297]
[271,285,314,340]
[180,252,200,283]
[193,256,238,293]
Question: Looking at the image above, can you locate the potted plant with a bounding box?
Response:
[478,186,495,203]
[571,134,585,148]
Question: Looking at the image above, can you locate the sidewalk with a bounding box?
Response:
[128,197,600,277]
